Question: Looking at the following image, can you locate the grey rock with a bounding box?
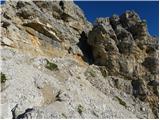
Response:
[0,1,158,119]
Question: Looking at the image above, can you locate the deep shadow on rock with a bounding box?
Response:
[77,31,94,65]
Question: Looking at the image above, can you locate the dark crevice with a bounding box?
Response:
[131,79,147,101]
[1,20,10,28]
[3,12,11,20]
[59,1,65,11]
[16,1,26,9]
[77,31,94,65]
[11,104,34,119]
[16,1,31,9]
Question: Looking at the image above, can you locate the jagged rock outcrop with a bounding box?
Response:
[0,1,159,119]
[1,0,92,57]
[87,10,159,118]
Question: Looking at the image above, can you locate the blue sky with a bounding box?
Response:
[1,0,158,36]
[75,1,159,36]
[0,0,5,4]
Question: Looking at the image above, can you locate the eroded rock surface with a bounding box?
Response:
[0,1,159,119]
[88,10,159,118]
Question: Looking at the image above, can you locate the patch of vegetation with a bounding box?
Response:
[61,113,67,118]
[45,59,58,71]
[92,111,99,118]
[77,104,84,115]
[1,72,7,84]
[2,57,6,61]
[76,76,81,79]
[88,69,96,77]
[115,96,127,108]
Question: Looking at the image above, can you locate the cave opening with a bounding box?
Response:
[77,31,94,65]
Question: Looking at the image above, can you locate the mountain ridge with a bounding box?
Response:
[0,0,159,119]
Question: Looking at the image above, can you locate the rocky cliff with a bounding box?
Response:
[0,0,159,119]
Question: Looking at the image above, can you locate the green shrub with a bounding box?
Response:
[1,72,7,83]
[88,69,96,77]
[61,113,67,118]
[115,96,127,108]
[45,59,58,71]
[77,104,84,115]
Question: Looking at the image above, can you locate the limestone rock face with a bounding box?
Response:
[0,1,158,119]
[1,0,92,57]
[88,10,159,118]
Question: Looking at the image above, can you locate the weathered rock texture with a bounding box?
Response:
[87,11,159,118]
[1,0,92,57]
[0,0,159,119]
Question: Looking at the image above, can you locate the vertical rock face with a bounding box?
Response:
[1,0,92,57]
[0,1,158,119]
[87,10,159,118]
